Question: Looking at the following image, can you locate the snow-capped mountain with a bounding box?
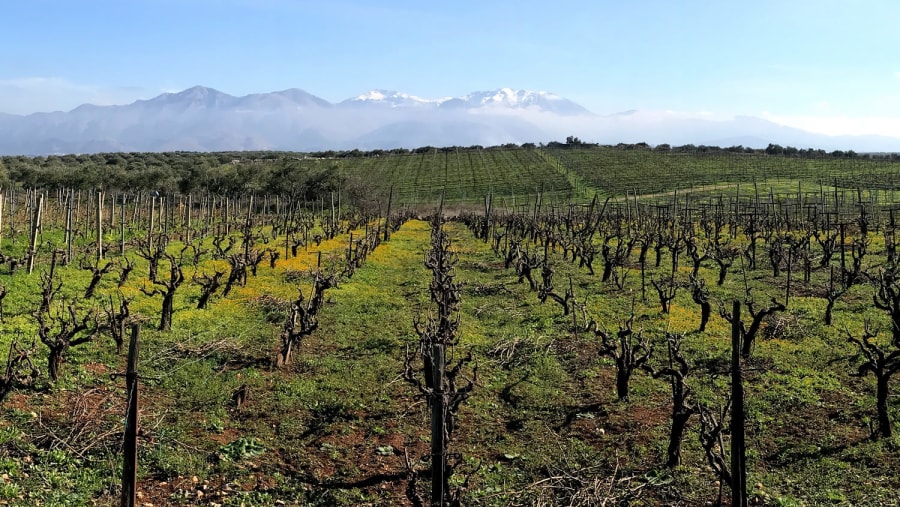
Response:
[339,87,588,115]
[340,90,443,108]
[446,88,589,115]
[0,86,591,154]
[1,86,899,154]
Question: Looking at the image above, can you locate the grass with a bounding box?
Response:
[551,145,900,198]
[302,147,577,208]
[0,157,900,504]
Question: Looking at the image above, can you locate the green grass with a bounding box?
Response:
[551,145,900,199]
[0,215,897,505]
[2,150,900,504]
[302,148,577,207]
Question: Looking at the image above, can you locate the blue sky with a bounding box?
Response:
[2,0,899,136]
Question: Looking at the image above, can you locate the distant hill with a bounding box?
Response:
[1,86,899,154]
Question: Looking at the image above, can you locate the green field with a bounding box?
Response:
[0,146,899,505]
[548,146,900,199]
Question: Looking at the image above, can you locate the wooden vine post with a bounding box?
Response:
[483,192,493,242]
[330,192,336,237]
[148,194,156,249]
[224,197,230,235]
[27,193,44,274]
[0,189,4,248]
[97,191,104,261]
[121,324,140,507]
[164,193,170,236]
[205,192,212,238]
[109,188,115,231]
[120,194,126,256]
[730,300,747,507]
[65,189,74,263]
[383,185,393,243]
[430,336,446,506]
[186,193,192,243]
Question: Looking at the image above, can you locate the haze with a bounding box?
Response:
[2,1,898,141]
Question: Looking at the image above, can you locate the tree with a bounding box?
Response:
[80,257,116,299]
[0,339,39,405]
[0,159,9,189]
[591,314,652,401]
[847,322,900,438]
[275,271,337,367]
[720,291,785,358]
[643,332,696,468]
[690,275,712,332]
[102,295,131,354]
[651,275,682,314]
[36,304,98,382]
[140,252,185,331]
[193,269,226,310]
[872,267,900,347]
[403,214,475,506]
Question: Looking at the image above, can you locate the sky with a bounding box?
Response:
[2,0,900,138]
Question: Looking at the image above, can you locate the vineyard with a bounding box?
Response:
[0,145,900,505]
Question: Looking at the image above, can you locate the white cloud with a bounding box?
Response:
[0,77,151,115]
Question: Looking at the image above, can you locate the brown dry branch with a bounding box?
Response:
[33,386,122,459]
[0,283,6,322]
[698,396,734,499]
[275,271,338,367]
[719,290,785,358]
[35,303,99,382]
[690,274,712,332]
[642,332,696,468]
[140,252,185,331]
[79,256,116,299]
[872,266,900,347]
[0,338,40,405]
[117,256,135,287]
[192,269,226,310]
[591,314,653,402]
[403,214,476,506]
[846,321,900,438]
[102,294,132,354]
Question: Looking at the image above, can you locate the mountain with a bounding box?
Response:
[1,86,899,154]
[339,87,588,116]
[339,90,441,109]
[444,88,590,115]
[237,88,333,110]
[142,85,236,110]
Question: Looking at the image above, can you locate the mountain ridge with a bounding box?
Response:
[3,86,585,117]
[1,86,899,154]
